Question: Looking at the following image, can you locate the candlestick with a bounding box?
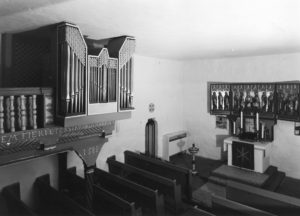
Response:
[240,111,243,129]
[233,121,236,135]
[256,113,259,131]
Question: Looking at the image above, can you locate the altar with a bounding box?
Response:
[223,137,272,173]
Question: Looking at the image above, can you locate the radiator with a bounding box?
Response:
[162,130,188,161]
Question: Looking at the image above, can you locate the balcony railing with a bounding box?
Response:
[0,87,53,134]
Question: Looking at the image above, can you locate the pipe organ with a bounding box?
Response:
[0,22,136,214]
[1,22,136,126]
[0,22,136,190]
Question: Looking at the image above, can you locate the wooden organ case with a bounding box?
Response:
[0,22,136,214]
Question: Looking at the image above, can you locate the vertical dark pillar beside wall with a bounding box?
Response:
[145,118,158,157]
[58,152,68,191]
[84,165,95,210]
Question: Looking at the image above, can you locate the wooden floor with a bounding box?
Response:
[170,153,300,199]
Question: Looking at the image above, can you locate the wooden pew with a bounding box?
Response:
[211,194,275,216]
[94,168,165,216]
[226,180,300,216]
[181,206,216,216]
[0,193,9,216]
[124,150,193,201]
[107,155,183,213]
[1,183,37,216]
[65,168,142,216]
[34,174,95,216]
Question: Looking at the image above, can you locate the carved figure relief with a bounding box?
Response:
[267,92,274,112]
[224,92,230,110]
[252,91,260,109]
[218,92,224,110]
[212,92,217,110]
[261,92,267,112]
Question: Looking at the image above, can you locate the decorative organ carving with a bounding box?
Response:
[0,88,53,134]
[20,95,26,131]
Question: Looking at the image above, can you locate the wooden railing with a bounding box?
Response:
[0,87,53,134]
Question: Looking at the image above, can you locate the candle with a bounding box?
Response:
[240,111,243,129]
[233,122,236,135]
[256,113,259,131]
[261,124,265,139]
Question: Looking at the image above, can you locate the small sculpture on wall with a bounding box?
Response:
[267,92,274,112]
[224,92,230,110]
[212,92,217,110]
[294,93,299,114]
[261,92,267,112]
[252,91,260,109]
[245,91,252,108]
[287,93,294,114]
[233,91,240,110]
[278,90,284,113]
[239,91,245,109]
[218,92,224,110]
[283,92,290,114]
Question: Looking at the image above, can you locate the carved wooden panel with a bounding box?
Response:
[210,83,231,115]
[277,83,300,121]
[231,83,276,118]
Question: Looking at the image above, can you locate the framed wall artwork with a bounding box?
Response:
[216,115,227,129]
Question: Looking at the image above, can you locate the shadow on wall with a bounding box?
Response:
[216,134,231,161]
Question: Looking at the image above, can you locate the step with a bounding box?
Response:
[264,165,278,176]
[208,176,227,186]
[263,171,286,191]
[211,165,269,187]
[192,186,213,208]
[261,165,279,188]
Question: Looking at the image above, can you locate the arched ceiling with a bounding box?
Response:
[0,0,299,59]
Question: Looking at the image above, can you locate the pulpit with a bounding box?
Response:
[223,137,271,173]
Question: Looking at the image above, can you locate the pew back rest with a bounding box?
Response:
[65,169,142,216]
[34,174,95,216]
[182,206,216,216]
[107,155,181,198]
[94,168,165,215]
[94,185,142,216]
[0,193,9,216]
[107,155,183,212]
[124,150,192,200]
[1,183,37,216]
[212,194,275,216]
[64,168,85,202]
[226,180,300,216]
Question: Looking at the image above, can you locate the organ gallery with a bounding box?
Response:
[0,1,300,216]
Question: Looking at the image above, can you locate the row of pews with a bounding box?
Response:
[1,150,300,215]
[0,150,211,216]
